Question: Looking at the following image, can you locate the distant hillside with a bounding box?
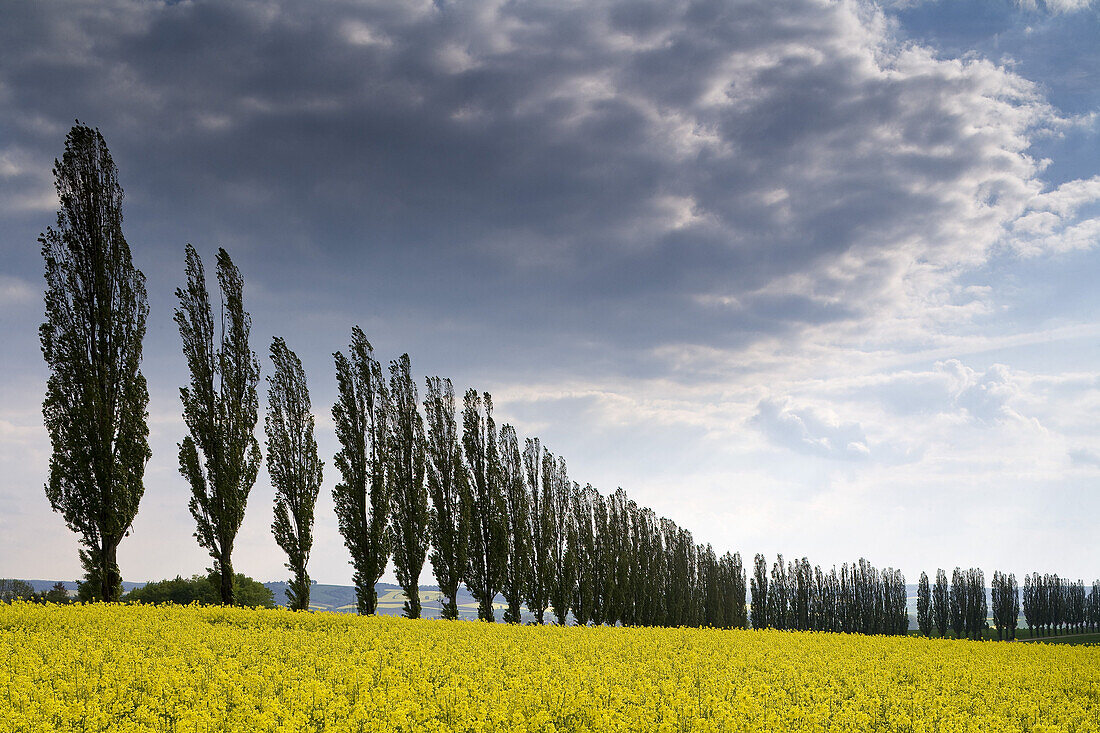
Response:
[263,581,540,621]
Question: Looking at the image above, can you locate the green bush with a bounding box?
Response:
[124,573,274,608]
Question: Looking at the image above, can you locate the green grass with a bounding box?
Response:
[907,628,1100,645]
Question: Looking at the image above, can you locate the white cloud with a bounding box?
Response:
[0,275,35,306]
[1017,0,1096,13]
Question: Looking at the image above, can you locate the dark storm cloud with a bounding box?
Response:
[0,0,1061,383]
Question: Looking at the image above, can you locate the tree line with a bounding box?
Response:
[1022,574,1100,637]
[35,123,1098,637]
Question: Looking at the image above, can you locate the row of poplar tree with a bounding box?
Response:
[36,123,1095,637]
[36,124,913,629]
[912,569,1100,640]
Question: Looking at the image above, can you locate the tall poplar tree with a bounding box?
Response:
[332,327,391,615]
[265,337,322,611]
[499,424,532,623]
[423,376,468,620]
[545,452,575,625]
[949,567,966,639]
[917,571,932,637]
[463,390,506,621]
[40,123,150,602]
[932,568,949,637]
[387,354,429,619]
[524,437,553,623]
[751,553,769,629]
[176,245,261,606]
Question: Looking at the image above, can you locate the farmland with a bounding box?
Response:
[3,602,1099,732]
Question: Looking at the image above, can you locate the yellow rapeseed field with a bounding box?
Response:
[2,602,1098,732]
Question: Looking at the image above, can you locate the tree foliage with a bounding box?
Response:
[331,327,391,615]
[462,390,506,621]
[39,123,150,602]
[524,437,553,624]
[499,425,532,624]
[917,571,932,637]
[123,574,274,608]
[387,354,429,619]
[423,377,469,620]
[175,245,261,606]
[266,337,323,611]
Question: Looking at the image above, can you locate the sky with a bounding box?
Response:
[1,0,1098,588]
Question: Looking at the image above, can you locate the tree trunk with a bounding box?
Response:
[101,540,121,602]
[220,556,234,605]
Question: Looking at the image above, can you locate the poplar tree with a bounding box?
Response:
[499,424,531,623]
[523,437,552,623]
[463,390,506,621]
[423,377,468,620]
[332,327,390,615]
[949,567,966,639]
[917,571,932,637]
[932,569,949,637]
[387,354,429,619]
[545,452,575,625]
[265,337,322,611]
[750,553,768,629]
[39,123,151,602]
[176,245,261,606]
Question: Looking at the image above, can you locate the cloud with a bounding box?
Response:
[2,0,1099,583]
[751,397,874,461]
[0,0,1091,386]
[1068,447,1100,466]
[0,275,35,307]
[1016,0,1096,13]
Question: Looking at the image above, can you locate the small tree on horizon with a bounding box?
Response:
[176,244,261,606]
[265,337,323,611]
[39,123,151,602]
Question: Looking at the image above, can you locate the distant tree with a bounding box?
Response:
[39,123,151,603]
[387,354,429,619]
[423,377,469,620]
[1022,573,1036,637]
[751,553,769,629]
[949,568,966,639]
[932,569,949,638]
[42,582,72,604]
[499,425,532,624]
[123,573,274,608]
[265,337,323,611]
[0,579,36,602]
[463,390,506,621]
[523,437,552,624]
[1086,581,1095,629]
[966,568,986,640]
[571,484,601,626]
[545,452,576,625]
[917,571,932,637]
[1006,573,1019,641]
[767,555,789,630]
[332,327,391,615]
[721,552,747,629]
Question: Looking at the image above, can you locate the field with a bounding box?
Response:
[3,603,1100,732]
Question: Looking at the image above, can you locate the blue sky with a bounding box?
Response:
[1,0,1098,586]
